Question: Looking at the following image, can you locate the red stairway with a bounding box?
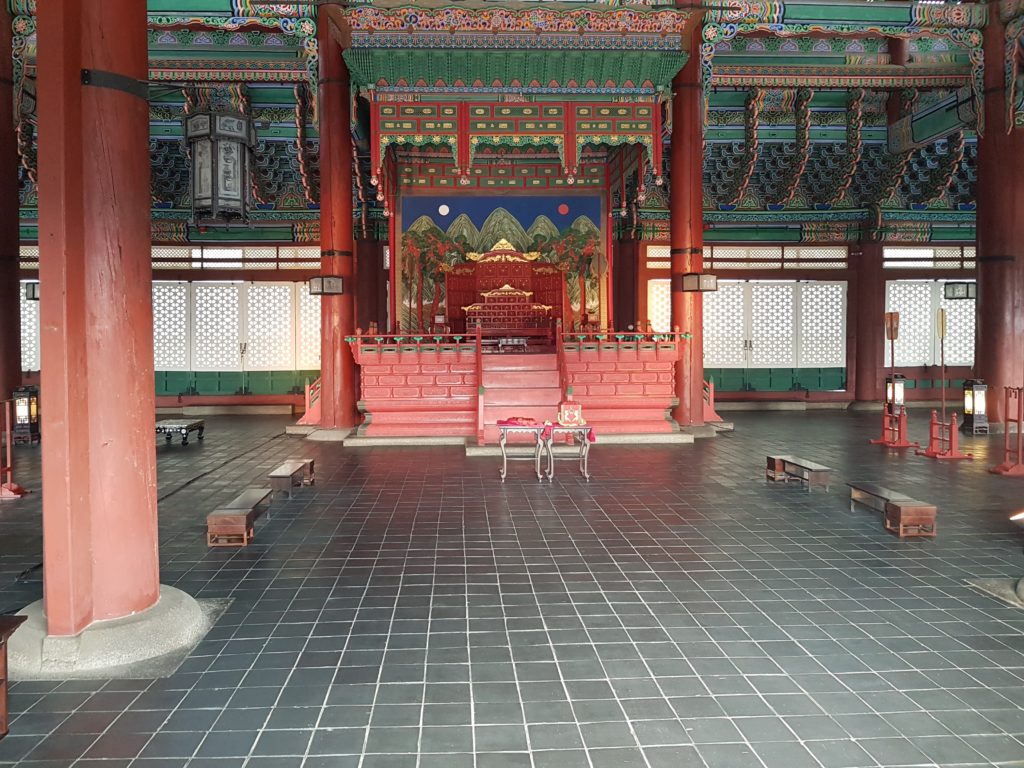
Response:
[480,352,561,444]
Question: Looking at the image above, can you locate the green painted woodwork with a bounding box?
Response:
[705,368,848,393]
[155,370,320,396]
[147,1,237,12]
[888,87,975,153]
[344,49,685,92]
[187,226,297,241]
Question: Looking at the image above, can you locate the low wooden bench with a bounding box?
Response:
[1,615,28,739]
[156,419,205,446]
[766,454,832,491]
[269,459,315,499]
[847,481,913,513]
[884,499,938,538]
[207,487,273,547]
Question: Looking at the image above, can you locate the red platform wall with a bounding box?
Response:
[562,342,683,434]
[354,348,479,437]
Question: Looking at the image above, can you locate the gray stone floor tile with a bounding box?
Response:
[0,413,1020,768]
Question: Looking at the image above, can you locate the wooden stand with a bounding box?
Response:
[884,500,937,538]
[0,616,27,739]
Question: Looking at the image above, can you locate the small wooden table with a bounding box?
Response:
[156,419,205,446]
[543,426,593,481]
[1,615,27,740]
[497,425,545,481]
[498,337,529,353]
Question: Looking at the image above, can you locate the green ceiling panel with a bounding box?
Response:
[344,49,686,92]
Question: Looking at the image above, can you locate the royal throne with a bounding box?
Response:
[445,239,566,339]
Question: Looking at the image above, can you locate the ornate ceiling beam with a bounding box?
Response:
[701,1,987,132]
[1004,0,1024,130]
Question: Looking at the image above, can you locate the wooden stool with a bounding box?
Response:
[1,616,28,739]
[884,500,937,538]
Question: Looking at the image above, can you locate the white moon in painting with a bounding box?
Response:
[438,204,450,216]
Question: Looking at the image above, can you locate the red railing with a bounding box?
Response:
[0,400,27,501]
[992,387,1024,477]
[703,378,724,423]
[296,377,322,427]
[350,330,483,349]
[475,325,485,446]
[555,319,569,398]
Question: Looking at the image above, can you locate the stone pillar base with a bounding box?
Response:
[9,586,209,680]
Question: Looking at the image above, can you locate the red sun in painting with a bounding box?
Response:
[557,203,570,216]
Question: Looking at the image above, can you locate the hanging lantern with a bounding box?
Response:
[185,111,256,224]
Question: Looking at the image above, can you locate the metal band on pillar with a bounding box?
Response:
[80,69,148,100]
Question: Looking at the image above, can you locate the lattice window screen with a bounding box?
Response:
[153,282,189,370]
[192,284,242,371]
[246,283,295,370]
[279,246,320,269]
[296,283,321,369]
[750,283,795,366]
[939,292,975,367]
[646,279,671,333]
[885,281,933,365]
[799,283,846,366]
[933,247,963,268]
[20,245,39,269]
[787,246,848,269]
[702,282,746,367]
[19,284,39,372]
[152,246,191,270]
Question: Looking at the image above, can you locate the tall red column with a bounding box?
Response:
[669,33,705,427]
[852,241,885,403]
[975,13,1024,424]
[37,0,159,636]
[317,13,358,430]
[0,6,21,400]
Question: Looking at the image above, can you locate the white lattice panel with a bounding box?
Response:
[153,282,189,370]
[199,248,244,269]
[646,279,671,333]
[750,283,795,367]
[702,281,746,367]
[883,247,934,269]
[710,246,783,269]
[886,281,933,365]
[279,246,320,269]
[963,246,976,269]
[20,245,39,269]
[20,284,39,372]
[939,289,975,367]
[933,247,961,268]
[246,283,294,370]
[799,283,847,366]
[192,284,241,370]
[787,246,848,269]
[152,246,190,270]
[296,283,321,369]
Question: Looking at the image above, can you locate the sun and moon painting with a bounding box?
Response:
[398,195,605,329]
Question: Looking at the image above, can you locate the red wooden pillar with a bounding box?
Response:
[37,0,159,636]
[975,13,1024,424]
[0,5,20,400]
[669,33,704,427]
[317,13,358,429]
[852,241,885,403]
